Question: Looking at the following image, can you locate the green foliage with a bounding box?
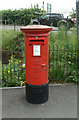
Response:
[0,60,2,84]
[49,49,78,83]
[2,55,26,87]
[49,28,77,47]
[2,29,24,51]
[0,29,2,49]
[1,5,43,25]
[70,8,76,18]
[49,29,79,84]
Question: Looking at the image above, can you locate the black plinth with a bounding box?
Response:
[26,83,49,104]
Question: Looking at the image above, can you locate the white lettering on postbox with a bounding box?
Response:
[33,45,40,56]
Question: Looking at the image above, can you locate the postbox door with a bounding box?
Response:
[25,37,48,85]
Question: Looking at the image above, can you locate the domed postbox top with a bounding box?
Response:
[20,25,52,34]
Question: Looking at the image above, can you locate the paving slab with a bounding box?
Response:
[1,85,77,118]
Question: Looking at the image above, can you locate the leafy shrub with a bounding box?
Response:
[2,6,44,25]
[2,29,24,51]
[2,54,26,87]
[49,29,79,84]
[49,28,77,47]
[49,48,79,83]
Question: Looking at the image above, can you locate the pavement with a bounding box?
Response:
[1,84,77,119]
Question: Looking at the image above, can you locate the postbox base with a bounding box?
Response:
[26,83,49,104]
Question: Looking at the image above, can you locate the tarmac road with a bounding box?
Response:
[1,84,77,118]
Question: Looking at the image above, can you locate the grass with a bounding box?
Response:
[1,28,77,50]
[49,28,79,84]
[0,29,2,49]
[0,60,2,77]
[2,29,21,50]
[49,28,77,48]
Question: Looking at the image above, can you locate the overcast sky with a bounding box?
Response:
[1,0,76,17]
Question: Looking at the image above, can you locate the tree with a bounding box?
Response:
[70,8,76,18]
[1,4,44,25]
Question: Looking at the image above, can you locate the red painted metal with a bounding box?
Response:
[21,25,52,85]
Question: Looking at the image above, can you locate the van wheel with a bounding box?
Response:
[33,22,38,25]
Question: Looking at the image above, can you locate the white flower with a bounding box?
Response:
[22,64,25,68]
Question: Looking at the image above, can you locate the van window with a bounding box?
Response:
[42,14,50,19]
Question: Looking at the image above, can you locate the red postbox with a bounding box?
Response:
[20,25,52,104]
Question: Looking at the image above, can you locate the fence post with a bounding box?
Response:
[76,0,79,69]
[5,20,6,25]
[49,45,50,81]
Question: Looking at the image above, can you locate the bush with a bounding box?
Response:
[49,28,77,47]
[2,29,24,51]
[2,54,26,87]
[49,29,79,84]
[2,6,43,25]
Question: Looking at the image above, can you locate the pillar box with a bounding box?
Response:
[20,25,52,104]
